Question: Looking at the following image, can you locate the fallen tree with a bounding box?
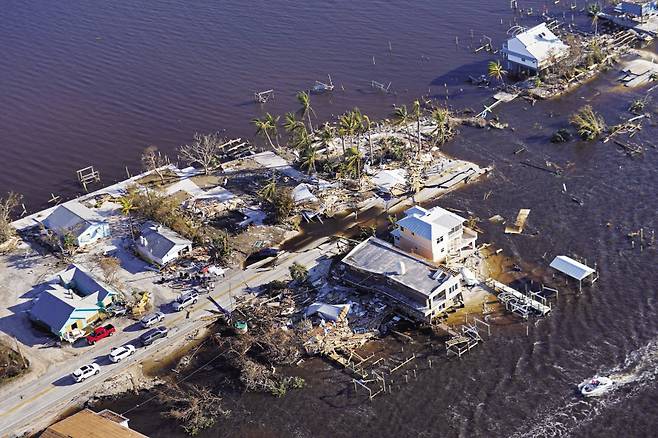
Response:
[157,383,230,436]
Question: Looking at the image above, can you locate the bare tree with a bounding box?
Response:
[178,133,226,175]
[98,256,122,287]
[0,192,22,244]
[141,145,169,183]
[157,384,230,435]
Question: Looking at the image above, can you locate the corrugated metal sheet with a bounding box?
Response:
[550,255,595,280]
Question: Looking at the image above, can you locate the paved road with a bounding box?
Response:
[0,238,340,437]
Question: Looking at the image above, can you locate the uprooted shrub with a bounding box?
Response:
[157,383,230,436]
[570,105,606,140]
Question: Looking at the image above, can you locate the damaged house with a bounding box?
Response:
[341,237,463,322]
[392,206,477,263]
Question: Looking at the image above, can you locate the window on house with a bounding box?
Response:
[411,231,415,236]
[400,226,405,232]
[436,236,444,243]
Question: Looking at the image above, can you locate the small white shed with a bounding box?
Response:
[549,255,598,291]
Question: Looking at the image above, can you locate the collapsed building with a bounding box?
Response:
[341,237,463,322]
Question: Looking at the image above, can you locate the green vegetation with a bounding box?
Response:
[0,192,22,245]
[288,262,308,283]
[0,341,29,385]
[570,105,606,140]
[487,60,507,85]
[124,186,199,240]
[430,107,454,146]
[253,113,280,150]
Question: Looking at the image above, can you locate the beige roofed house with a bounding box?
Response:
[41,409,148,438]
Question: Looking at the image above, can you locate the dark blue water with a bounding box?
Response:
[2,1,657,437]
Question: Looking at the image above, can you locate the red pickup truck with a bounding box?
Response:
[86,324,116,345]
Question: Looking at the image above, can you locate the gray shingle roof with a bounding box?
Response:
[342,237,455,298]
[58,264,115,302]
[29,285,78,333]
[138,222,192,261]
[43,201,107,237]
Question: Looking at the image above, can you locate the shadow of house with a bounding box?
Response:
[0,296,54,348]
[27,265,118,342]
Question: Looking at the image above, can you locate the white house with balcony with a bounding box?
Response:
[502,23,569,73]
[391,206,477,263]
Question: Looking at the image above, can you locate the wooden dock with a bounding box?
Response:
[486,278,551,316]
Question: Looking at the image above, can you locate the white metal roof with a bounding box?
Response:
[509,23,568,62]
[396,206,465,241]
[372,169,407,193]
[549,255,595,281]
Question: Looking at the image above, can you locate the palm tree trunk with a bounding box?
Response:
[368,132,373,162]
[307,113,313,134]
[265,131,275,150]
[417,118,422,154]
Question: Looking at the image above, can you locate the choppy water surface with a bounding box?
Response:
[2,1,657,437]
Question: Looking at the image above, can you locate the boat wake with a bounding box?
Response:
[509,338,658,438]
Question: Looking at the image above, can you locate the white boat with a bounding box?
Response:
[578,376,614,397]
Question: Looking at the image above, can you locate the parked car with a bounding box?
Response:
[173,292,199,311]
[71,363,100,383]
[108,345,136,363]
[140,311,164,328]
[140,327,168,346]
[107,305,127,317]
[86,324,116,345]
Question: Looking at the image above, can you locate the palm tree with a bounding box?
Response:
[283,112,304,134]
[258,175,278,202]
[391,105,412,146]
[292,126,311,152]
[488,60,507,85]
[362,114,374,161]
[430,107,453,146]
[118,195,136,239]
[350,108,364,152]
[252,113,279,150]
[344,146,363,180]
[338,112,353,154]
[300,145,318,174]
[318,122,336,155]
[297,91,315,133]
[411,100,423,154]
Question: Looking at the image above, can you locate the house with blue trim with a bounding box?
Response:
[42,200,111,247]
[29,264,117,341]
[502,23,569,74]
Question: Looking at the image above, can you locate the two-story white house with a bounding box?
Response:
[391,206,477,263]
[502,23,570,74]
